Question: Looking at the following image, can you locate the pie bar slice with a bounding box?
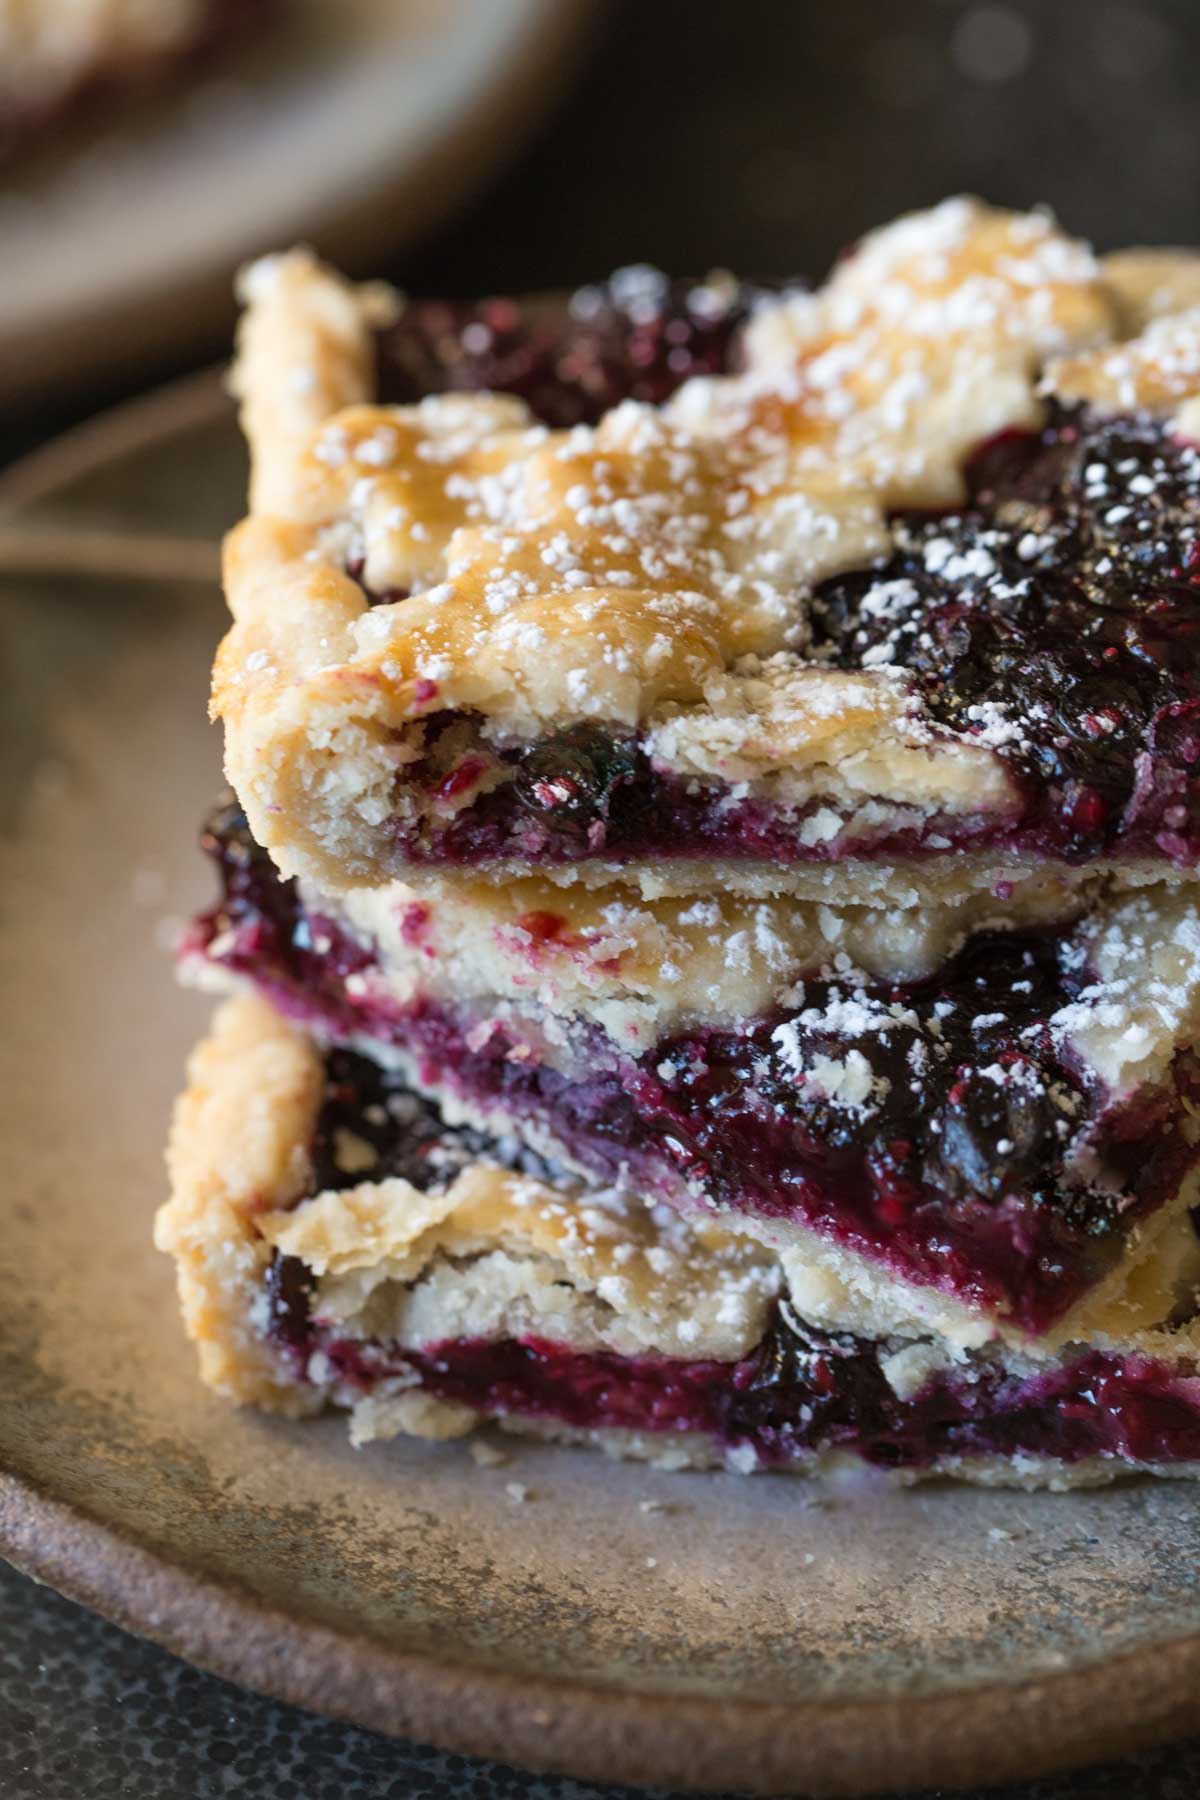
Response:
[183,802,1200,1353]
[0,0,280,161]
[216,199,1200,906]
[157,993,1200,1488]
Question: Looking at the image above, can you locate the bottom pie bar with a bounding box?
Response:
[157,994,1200,1489]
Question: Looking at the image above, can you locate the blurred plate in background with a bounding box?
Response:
[0,0,591,408]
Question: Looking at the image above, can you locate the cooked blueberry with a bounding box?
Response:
[515,727,643,844]
[310,1046,512,1195]
[196,794,301,948]
[925,1066,1060,1203]
[199,795,261,877]
[744,1306,863,1393]
[266,1253,315,1354]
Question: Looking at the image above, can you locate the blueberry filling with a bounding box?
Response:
[191,802,1200,1333]
[269,1198,1200,1471]
[328,1328,1200,1471]
[812,408,1200,860]
[388,714,983,868]
[357,402,1200,871]
[311,1045,493,1195]
[373,269,781,429]
[313,1040,561,1195]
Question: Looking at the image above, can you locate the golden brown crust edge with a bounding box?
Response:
[230,249,398,516]
[156,993,324,1412]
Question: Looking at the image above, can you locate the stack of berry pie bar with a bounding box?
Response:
[158,198,1200,1486]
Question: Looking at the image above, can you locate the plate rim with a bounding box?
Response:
[6,1471,1200,1797]
[0,363,231,512]
[6,371,1200,1800]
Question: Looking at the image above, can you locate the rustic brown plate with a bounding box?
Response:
[3,382,1200,1799]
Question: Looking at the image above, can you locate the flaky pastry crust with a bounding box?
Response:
[157,990,323,1410]
[158,996,781,1396]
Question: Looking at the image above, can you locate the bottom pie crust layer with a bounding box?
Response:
[157,994,1200,1489]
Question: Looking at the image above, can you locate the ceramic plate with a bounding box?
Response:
[3,386,1200,1799]
[0,0,589,406]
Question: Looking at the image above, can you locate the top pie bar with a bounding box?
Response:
[217,198,1200,903]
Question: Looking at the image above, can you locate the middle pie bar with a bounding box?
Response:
[182,800,1200,1355]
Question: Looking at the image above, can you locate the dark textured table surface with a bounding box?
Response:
[3,1556,1199,1800]
[6,3,1200,1794]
